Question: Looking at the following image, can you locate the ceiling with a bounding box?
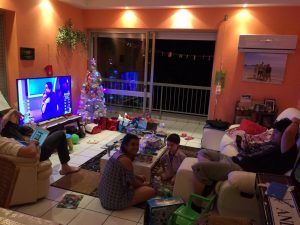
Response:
[58,0,300,9]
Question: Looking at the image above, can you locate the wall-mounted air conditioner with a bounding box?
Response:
[238,35,298,54]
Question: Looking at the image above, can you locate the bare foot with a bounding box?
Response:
[59,164,80,175]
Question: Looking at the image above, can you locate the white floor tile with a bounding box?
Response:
[103,216,137,225]
[50,173,64,184]
[74,193,96,209]
[139,214,144,224]
[47,186,71,202]
[68,209,108,225]
[69,155,91,165]
[42,206,82,225]
[85,198,113,215]
[16,199,56,217]
[185,141,201,148]
[111,207,143,222]
[78,149,101,158]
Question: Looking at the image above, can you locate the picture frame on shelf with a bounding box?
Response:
[254,103,265,112]
[264,99,276,112]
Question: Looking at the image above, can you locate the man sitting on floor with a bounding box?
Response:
[0,109,80,175]
[191,117,300,211]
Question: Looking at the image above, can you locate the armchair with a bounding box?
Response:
[0,154,52,206]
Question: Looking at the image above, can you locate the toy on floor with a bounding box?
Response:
[185,136,194,140]
[87,139,99,144]
[168,193,215,225]
[66,134,73,151]
[71,134,80,145]
[181,133,194,140]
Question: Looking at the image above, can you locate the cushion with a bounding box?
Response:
[238,119,267,135]
[228,171,256,194]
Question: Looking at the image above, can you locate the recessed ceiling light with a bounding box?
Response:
[243,3,248,8]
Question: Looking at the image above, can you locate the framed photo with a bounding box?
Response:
[20,47,35,60]
[254,103,265,112]
[243,53,287,84]
[264,99,276,112]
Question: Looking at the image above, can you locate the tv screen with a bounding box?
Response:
[17,76,72,124]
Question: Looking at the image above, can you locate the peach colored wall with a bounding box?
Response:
[83,7,300,122]
[0,0,87,110]
[1,2,300,122]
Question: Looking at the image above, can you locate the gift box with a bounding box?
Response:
[106,117,118,131]
[146,122,158,132]
[144,196,184,225]
[97,117,108,130]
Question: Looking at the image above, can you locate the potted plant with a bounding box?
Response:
[56,19,87,50]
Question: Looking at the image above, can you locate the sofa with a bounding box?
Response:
[0,154,52,206]
[173,108,300,221]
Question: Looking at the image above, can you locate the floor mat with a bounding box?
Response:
[51,169,100,196]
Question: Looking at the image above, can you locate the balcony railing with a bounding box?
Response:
[102,78,211,117]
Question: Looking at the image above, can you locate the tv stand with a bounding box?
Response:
[38,115,82,132]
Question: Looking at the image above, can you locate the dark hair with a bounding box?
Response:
[167,133,180,145]
[46,82,53,91]
[120,133,139,153]
[273,118,292,133]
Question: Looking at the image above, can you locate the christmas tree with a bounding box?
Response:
[78,58,106,122]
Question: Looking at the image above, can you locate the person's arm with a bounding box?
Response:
[281,117,300,154]
[17,141,40,159]
[0,109,23,132]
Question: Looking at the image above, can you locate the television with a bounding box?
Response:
[17,76,72,124]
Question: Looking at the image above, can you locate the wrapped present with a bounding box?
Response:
[138,119,148,130]
[144,196,184,225]
[85,123,101,134]
[97,117,108,130]
[106,117,118,131]
[146,122,158,132]
[118,114,131,132]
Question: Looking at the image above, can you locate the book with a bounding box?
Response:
[0,91,10,112]
[30,127,50,146]
[57,194,83,209]
[266,182,288,200]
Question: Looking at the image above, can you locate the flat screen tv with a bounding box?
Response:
[17,76,72,124]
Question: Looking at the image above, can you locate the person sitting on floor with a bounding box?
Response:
[0,109,80,175]
[191,117,299,212]
[160,133,186,184]
[98,133,156,210]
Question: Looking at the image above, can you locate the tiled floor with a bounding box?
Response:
[13,115,206,225]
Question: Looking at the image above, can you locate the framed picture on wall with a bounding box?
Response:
[264,99,276,112]
[242,53,287,84]
[20,47,35,60]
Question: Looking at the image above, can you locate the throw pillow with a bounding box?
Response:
[238,119,267,135]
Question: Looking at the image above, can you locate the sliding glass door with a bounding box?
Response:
[90,31,216,117]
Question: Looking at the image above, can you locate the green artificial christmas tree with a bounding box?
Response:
[78,58,106,122]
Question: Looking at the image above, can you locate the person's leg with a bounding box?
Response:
[129,186,156,207]
[40,130,80,174]
[192,160,241,208]
[197,149,221,162]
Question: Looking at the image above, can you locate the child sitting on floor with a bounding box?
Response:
[160,133,186,184]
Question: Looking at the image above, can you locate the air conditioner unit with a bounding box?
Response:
[238,34,298,54]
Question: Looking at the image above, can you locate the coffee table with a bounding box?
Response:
[100,146,167,182]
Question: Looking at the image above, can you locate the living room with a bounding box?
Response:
[1,0,300,225]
